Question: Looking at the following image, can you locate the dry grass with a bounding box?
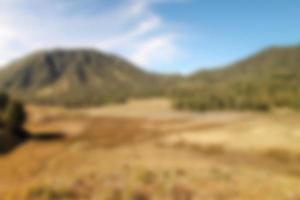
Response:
[1,99,300,199]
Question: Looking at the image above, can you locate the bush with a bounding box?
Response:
[0,94,28,145]
[0,93,8,111]
[0,93,30,153]
[5,101,27,130]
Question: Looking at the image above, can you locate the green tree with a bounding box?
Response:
[4,101,28,138]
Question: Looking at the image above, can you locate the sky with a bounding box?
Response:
[1,0,300,74]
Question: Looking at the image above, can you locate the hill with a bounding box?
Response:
[0,49,174,106]
[174,45,300,111]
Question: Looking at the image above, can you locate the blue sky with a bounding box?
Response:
[0,0,300,74]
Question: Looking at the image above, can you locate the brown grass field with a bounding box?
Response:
[1,98,300,199]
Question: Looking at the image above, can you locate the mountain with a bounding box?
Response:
[174,45,300,111]
[0,49,173,106]
[3,45,299,110]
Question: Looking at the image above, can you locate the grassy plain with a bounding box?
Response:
[1,98,300,199]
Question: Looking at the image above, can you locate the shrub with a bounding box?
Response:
[0,94,29,150]
[0,93,8,111]
[5,101,27,130]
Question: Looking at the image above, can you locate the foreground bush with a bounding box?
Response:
[0,93,28,152]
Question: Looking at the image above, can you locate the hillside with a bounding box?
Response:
[2,45,300,110]
[0,49,174,106]
[174,45,300,111]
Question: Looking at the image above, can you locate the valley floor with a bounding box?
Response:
[1,98,300,199]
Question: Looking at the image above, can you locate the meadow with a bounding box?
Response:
[1,98,300,199]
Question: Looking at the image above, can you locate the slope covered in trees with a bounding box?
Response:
[1,45,300,111]
[0,49,176,107]
[174,45,300,111]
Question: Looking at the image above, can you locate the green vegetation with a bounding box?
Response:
[1,45,300,111]
[0,49,177,107]
[173,45,300,111]
[0,93,28,152]
[5,101,27,134]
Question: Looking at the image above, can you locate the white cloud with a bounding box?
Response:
[0,0,183,70]
[98,15,162,50]
[131,35,177,67]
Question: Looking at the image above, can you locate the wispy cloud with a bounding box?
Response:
[0,0,184,71]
